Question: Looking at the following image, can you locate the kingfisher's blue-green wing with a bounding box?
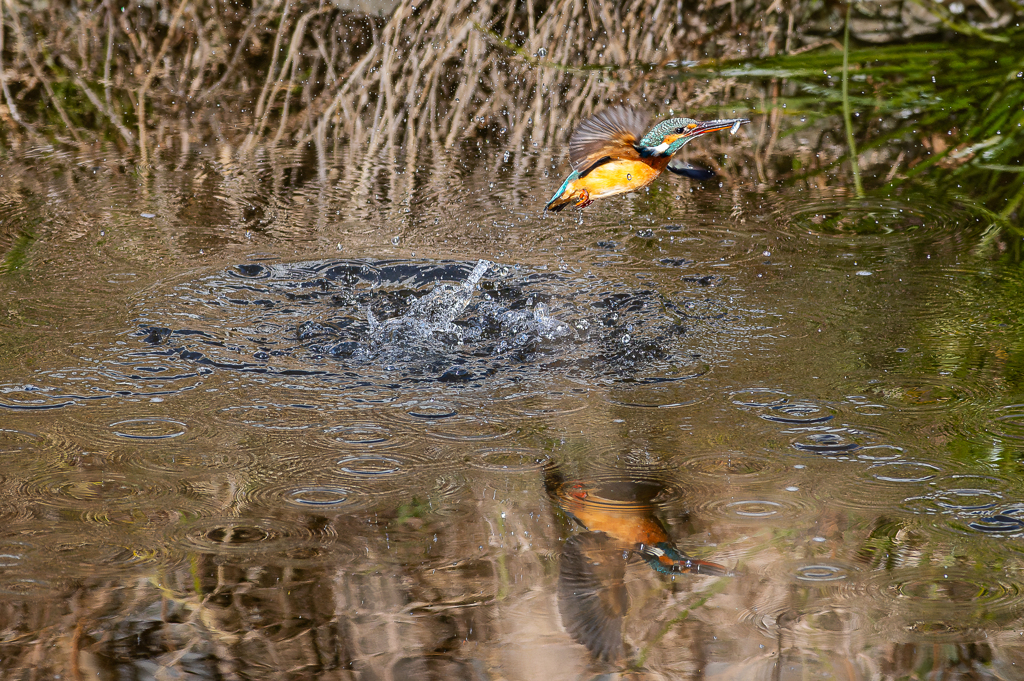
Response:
[568,106,651,177]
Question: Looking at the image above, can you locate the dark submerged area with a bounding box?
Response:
[2,0,1024,677]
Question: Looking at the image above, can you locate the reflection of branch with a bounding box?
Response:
[883,150,906,183]
[199,1,266,103]
[0,0,35,132]
[7,8,80,142]
[137,0,190,165]
[631,577,731,670]
[257,7,333,141]
[907,0,1011,42]
[791,38,843,54]
[57,54,135,145]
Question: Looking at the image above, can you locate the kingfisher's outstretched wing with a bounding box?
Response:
[557,532,628,662]
[569,106,651,177]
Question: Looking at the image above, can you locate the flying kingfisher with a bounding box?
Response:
[545,106,749,212]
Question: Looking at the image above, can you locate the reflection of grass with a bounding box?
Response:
[841,3,864,198]
[683,34,1024,225]
[0,229,37,275]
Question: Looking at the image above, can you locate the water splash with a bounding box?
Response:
[368,259,495,345]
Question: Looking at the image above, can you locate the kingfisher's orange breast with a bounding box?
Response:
[563,498,670,547]
[570,158,670,200]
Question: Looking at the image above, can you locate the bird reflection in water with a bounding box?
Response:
[545,465,730,662]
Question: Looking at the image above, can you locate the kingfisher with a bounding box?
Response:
[544,468,729,661]
[552,478,729,577]
[545,106,749,211]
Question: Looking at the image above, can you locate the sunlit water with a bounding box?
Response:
[1,140,1023,678]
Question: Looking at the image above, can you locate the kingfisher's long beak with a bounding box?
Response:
[685,118,750,138]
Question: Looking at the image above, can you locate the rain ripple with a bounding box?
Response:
[866,566,1024,639]
[901,474,1009,517]
[695,493,817,523]
[731,389,838,425]
[465,446,550,473]
[788,425,890,455]
[830,460,945,512]
[0,427,43,454]
[164,516,330,561]
[679,451,790,486]
[110,418,188,439]
[837,375,991,416]
[985,404,1024,442]
[242,475,404,515]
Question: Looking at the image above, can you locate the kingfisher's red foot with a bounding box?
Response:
[575,189,592,209]
[566,483,589,500]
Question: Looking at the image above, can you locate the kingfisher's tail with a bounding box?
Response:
[545,171,581,212]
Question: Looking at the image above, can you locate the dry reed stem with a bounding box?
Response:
[0,0,994,200]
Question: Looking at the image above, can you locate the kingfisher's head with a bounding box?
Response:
[637,117,749,157]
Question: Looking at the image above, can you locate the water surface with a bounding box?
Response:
[1,135,1023,678]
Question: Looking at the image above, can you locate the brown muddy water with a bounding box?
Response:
[1,135,1023,679]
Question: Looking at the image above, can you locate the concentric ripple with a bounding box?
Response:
[307,414,413,452]
[110,418,188,439]
[679,451,789,485]
[165,516,321,557]
[840,376,989,415]
[964,507,1024,536]
[794,563,853,582]
[465,447,550,473]
[866,566,1024,639]
[21,471,191,514]
[241,473,404,514]
[696,494,817,523]
[775,196,967,237]
[901,474,1009,517]
[216,404,324,430]
[762,401,837,424]
[604,382,710,409]
[829,460,945,512]
[731,388,789,408]
[867,460,943,483]
[789,426,889,455]
[0,427,43,455]
[47,534,169,573]
[985,404,1024,442]
[324,422,393,445]
[336,454,407,476]
[405,401,460,420]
